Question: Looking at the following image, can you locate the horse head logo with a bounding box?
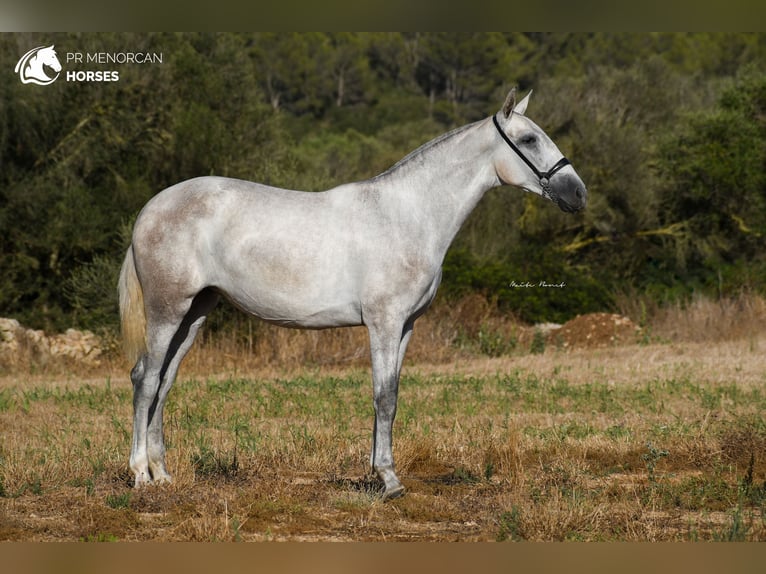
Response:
[14,45,62,86]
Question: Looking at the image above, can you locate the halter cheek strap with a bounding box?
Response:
[492,114,570,190]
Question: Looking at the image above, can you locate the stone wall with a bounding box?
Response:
[0,318,103,366]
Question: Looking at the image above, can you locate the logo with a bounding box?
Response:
[15,43,163,86]
[15,45,62,85]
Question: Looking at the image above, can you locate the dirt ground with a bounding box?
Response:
[548,313,641,348]
[1,315,765,542]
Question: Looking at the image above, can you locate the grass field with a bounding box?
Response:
[2,317,766,542]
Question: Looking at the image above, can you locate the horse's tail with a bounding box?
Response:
[118,246,147,364]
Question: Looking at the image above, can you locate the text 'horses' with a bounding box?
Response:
[119,89,587,499]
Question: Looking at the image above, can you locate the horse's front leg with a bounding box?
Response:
[367,320,413,500]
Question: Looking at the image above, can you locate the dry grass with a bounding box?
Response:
[618,290,766,344]
[179,294,510,375]
[2,294,766,541]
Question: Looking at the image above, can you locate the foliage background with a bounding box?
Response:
[1,32,765,331]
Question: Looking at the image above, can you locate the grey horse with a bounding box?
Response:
[119,89,586,499]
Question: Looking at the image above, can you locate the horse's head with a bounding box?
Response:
[492,89,587,213]
[15,45,62,85]
[36,46,62,73]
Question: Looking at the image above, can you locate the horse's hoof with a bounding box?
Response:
[150,468,173,484]
[133,472,151,488]
[382,484,405,501]
[374,465,405,500]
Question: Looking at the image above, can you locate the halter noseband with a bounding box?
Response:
[492,114,570,193]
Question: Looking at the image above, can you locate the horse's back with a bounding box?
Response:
[134,176,327,248]
[137,176,309,218]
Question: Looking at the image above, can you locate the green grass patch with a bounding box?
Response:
[105,492,131,509]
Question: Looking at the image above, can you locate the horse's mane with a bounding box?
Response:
[371,120,481,181]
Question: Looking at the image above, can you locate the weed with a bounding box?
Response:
[713,506,750,542]
[654,475,735,511]
[638,326,654,346]
[604,424,631,440]
[685,522,700,542]
[448,466,480,485]
[740,452,755,498]
[110,415,130,442]
[484,461,495,481]
[81,532,119,542]
[0,389,13,412]
[288,424,317,453]
[24,476,43,496]
[530,330,546,354]
[477,324,515,357]
[738,453,766,506]
[496,506,524,541]
[191,445,239,480]
[642,442,668,486]
[229,416,261,453]
[105,492,131,509]
[68,477,96,496]
[230,516,243,542]
[89,455,106,477]
[699,387,721,410]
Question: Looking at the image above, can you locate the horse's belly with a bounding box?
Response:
[217,277,363,329]
[211,223,365,327]
[258,304,363,329]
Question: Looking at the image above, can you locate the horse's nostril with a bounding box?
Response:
[575,187,584,200]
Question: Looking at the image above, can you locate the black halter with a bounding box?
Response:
[492,114,570,193]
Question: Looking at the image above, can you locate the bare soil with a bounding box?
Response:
[549,313,641,349]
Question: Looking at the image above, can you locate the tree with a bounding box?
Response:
[2,32,766,331]
[651,70,766,294]
[414,33,529,123]
[326,33,372,108]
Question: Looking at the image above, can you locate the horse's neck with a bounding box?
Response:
[375,118,498,256]
[27,57,43,75]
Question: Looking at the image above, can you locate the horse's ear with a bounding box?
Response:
[513,90,532,116]
[501,88,516,118]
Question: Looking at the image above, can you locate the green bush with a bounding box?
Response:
[442,248,612,324]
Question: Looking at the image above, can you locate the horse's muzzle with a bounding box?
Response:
[551,174,587,213]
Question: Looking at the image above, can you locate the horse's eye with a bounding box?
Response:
[520,134,537,146]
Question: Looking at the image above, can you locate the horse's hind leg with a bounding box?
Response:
[130,289,219,486]
[130,318,178,487]
[145,289,219,482]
